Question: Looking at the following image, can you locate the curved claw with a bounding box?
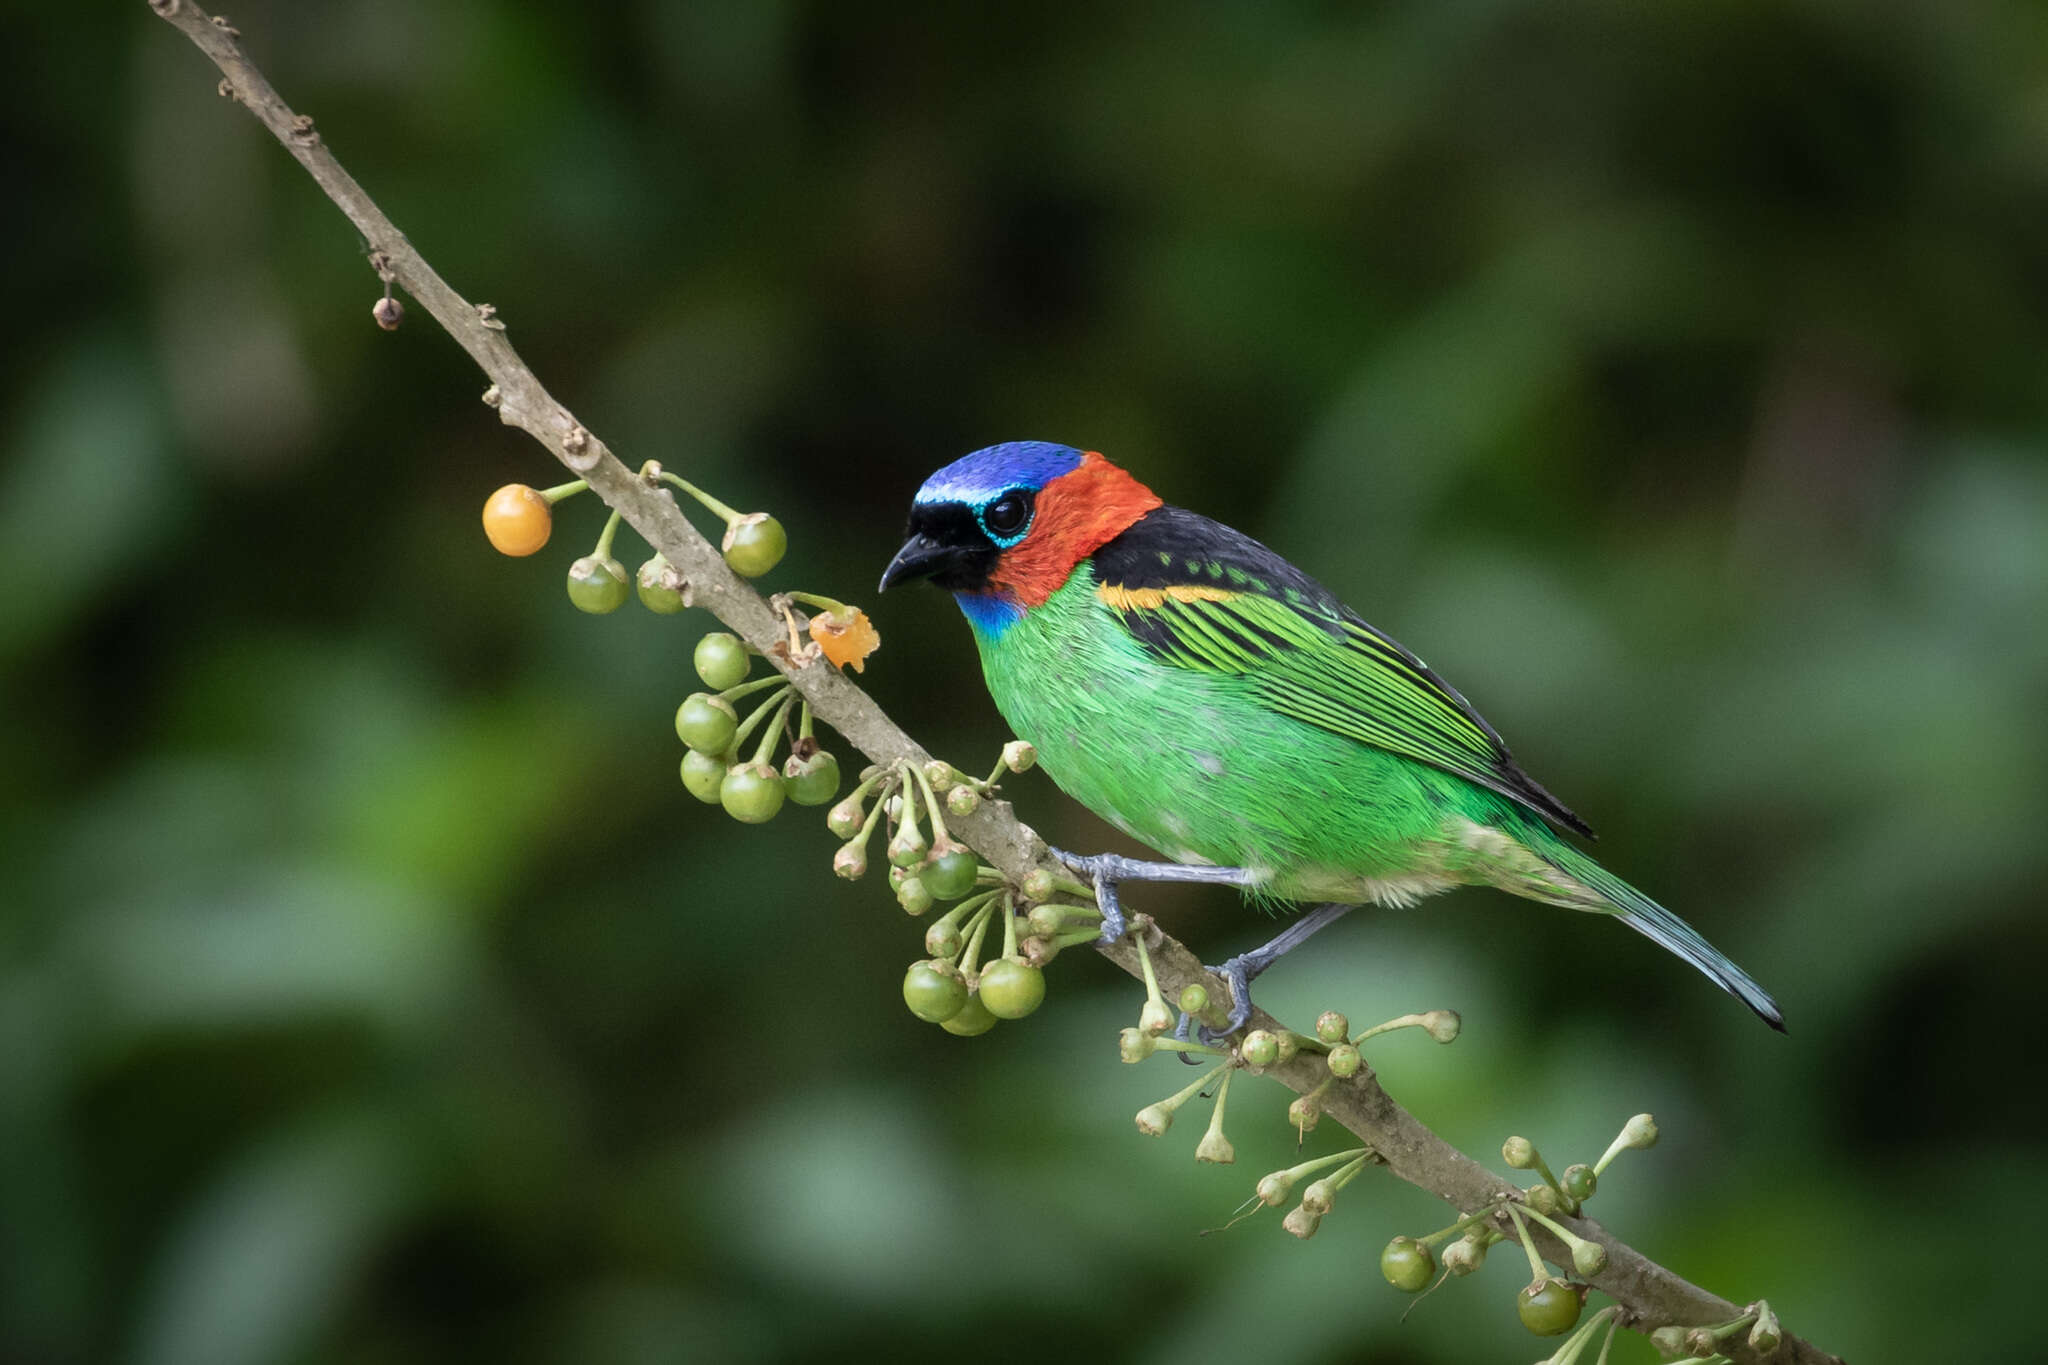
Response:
[1191,957,1255,1045]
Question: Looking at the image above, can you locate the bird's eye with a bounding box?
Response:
[983,490,1031,538]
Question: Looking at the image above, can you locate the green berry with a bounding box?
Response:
[1516,1279,1582,1337]
[902,961,968,1023]
[693,632,750,690]
[1238,1029,1280,1068]
[680,749,726,804]
[945,785,981,817]
[635,554,689,613]
[1177,983,1209,1016]
[921,847,980,900]
[1562,1163,1598,1203]
[1019,868,1055,902]
[1314,1010,1348,1043]
[1526,1183,1564,1217]
[1572,1240,1607,1276]
[887,826,930,868]
[722,513,786,578]
[1326,1042,1362,1077]
[825,795,865,839]
[1502,1136,1537,1169]
[783,749,841,806]
[674,693,738,754]
[566,554,629,613]
[720,760,785,823]
[832,840,868,880]
[1379,1236,1435,1293]
[939,993,997,1036]
[977,957,1045,1019]
[895,876,932,916]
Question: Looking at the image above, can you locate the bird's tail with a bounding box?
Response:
[1532,837,1786,1032]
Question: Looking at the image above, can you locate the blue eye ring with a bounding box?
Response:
[976,489,1035,548]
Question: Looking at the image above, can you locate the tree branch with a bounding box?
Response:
[149,6,1840,1361]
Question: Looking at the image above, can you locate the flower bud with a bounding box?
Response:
[924,920,961,959]
[1299,1178,1337,1216]
[946,784,981,817]
[1194,1129,1235,1165]
[1138,998,1173,1036]
[922,759,956,792]
[1020,867,1055,902]
[1684,1328,1719,1357]
[1135,1103,1173,1137]
[895,876,932,915]
[1503,1136,1537,1169]
[1314,1010,1349,1043]
[1273,1031,1301,1064]
[372,295,403,330]
[1001,740,1036,772]
[1749,1304,1783,1354]
[1287,1093,1322,1134]
[826,797,866,841]
[1420,1009,1461,1043]
[1255,1171,1294,1206]
[832,841,868,880]
[1118,1027,1156,1064]
[1442,1235,1486,1275]
[1325,1043,1361,1078]
[1622,1113,1658,1149]
[1281,1205,1322,1240]
[1572,1240,1607,1276]
[1648,1326,1689,1357]
[1525,1183,1563,1217]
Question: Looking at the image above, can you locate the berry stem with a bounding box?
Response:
[1415,1203,1506,1248]
[784,591,851,616]
[958,900,996,977]
[999,893,1019,959]
[1505,1205,1548,1282]
[798,699,815,743]
[729,685,793,757]
[718,675,786,704]
[593,506,624,559]
[1592,1312,1619,1365]
[1349,1011,1432,1045]
[851,777,893,849]
[657,470,740,525]
[1145,1034,1226,1057]
[908,760,952,848]
[1518,1204,1605,1271]
[538,478,588,504]
[749,691,797,767]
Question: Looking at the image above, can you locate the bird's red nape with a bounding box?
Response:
[988,452,1163,607]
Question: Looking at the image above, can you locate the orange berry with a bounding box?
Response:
[482,484,552,556]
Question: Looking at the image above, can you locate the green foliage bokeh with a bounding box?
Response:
[5,2,2046,1362]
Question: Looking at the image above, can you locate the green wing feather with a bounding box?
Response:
[1093,512,1591,836]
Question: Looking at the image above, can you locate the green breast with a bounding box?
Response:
[969,571,1502,902]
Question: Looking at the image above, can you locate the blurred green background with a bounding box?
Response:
[6,2,2046,1361]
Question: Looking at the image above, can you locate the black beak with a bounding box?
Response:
[878,531,954,592]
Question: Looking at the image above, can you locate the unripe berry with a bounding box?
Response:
[1019,868,1055,903]
[1238,1030,1280,1068]
[921,760,956,792]
[721,512,786,578]
[1000,739,1036,772]
[1379,1236,1435,1292]
[1287,1093,1322,1134]
[920,847,980,900]
[887,825,930,868]
[1421,1009,1461,1043]
[720,760,785,823]
[1326,1042,1361,1078]
[1314,1010,1349,1044]
[783,750,841,806]
[1622,1114,1658,1149]
[832,840,868,881]
[566,554,629,613]
[481,483,551,556]
[977,957,1045,1019]
[924,920,962,959]
[635,554,689,613]
[1648,1327,1689,1357]
[945,784,981,817]
[1516,1279,1582,1337]
[680,749,726,804]
[902,960,968,1023]
[675,693,739,754]
[1300,1177,1339,1216]
[1118,1027,1157,1063]
[1135,1103,1173,1136]
[1526,1183,1564,1217]
[1562,1164,1598,1203]
[1177,983,1210,1016]
[1502,1136,1537,1169]
[939,993,997,1036]
[693,632,750,690]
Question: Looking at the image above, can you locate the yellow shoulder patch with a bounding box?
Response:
[1096,582,1240,610]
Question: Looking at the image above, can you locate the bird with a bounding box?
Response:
[879,441,1784,1035]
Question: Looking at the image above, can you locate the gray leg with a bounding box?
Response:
[1049,847,1260,945]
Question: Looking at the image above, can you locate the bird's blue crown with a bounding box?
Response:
[913,441,1084,508]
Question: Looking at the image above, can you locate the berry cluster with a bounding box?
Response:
[479,461,788,615]
[828,745,1095,1036]
[676,631,842,823]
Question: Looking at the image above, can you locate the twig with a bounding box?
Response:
[148,7,1840,1361]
